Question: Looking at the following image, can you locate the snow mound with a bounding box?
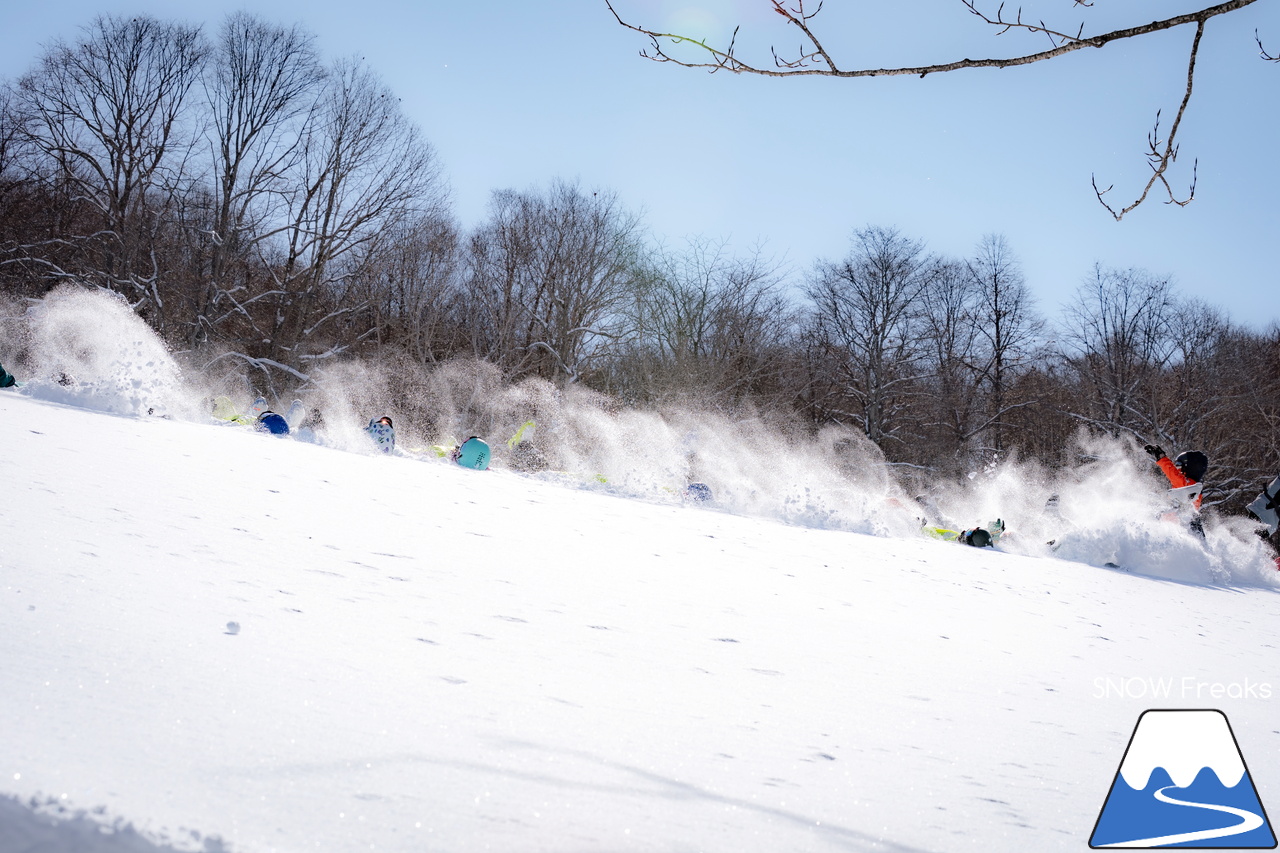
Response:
[18,287,194,419]
[0,796,229,853]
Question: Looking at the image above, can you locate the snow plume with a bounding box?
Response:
[3,293,1275,586]
[907,430,1280,587]
[8,286,198,419]
[295,357,906,534]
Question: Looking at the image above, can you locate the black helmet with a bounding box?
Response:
[963,528,992,548]
[1174,450,1208,482]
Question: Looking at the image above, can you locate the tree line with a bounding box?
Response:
[2,12,1278,515]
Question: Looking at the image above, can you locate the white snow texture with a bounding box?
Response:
[2,289,1278,852]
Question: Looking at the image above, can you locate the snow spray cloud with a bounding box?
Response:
[13,286,200,420]
[910,429,1280,587]
[255,356,1280,587]
[301,357,922,537]
[4,295,1276,588]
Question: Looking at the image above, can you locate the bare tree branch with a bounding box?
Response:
[607,0,1264,218]
[1258,28,1280,60]
[1092,22,1204,221]
[607,0,1259,78]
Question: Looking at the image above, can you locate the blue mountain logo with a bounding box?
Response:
[1091,709,1276,848]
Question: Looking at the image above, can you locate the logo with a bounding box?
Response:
[1090,709,1276,848]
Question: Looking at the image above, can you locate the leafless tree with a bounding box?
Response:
[803,225,936,449]
[217,55,446,382]
[347,210,464,364]
[916,258,986,468]
[619,236,795,405]
[12,14,207,327]
[965,234,1045,451]
[194,12,323,349]
[0,82,21,184]
[607,0,1265,219]
[464,180,643,384]
[1059,264,1181,440]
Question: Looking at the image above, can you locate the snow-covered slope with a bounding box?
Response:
[2,386,1279,853]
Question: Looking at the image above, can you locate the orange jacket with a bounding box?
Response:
[1157,455,1202,510]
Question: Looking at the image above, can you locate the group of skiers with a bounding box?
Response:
[6,359,1277,548]
[356,414,491,469]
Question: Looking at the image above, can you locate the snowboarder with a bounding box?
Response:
[1143,444,1206,510]
[451,436,490,470]
[365,416,397,454]
[1144,443,1206,537]
[683,482,713,503]
[0,360,16,388]
[1245,476,1280,571]
[923,519,1005,548]
[1247,476,1279,539]
[255,410,290,436]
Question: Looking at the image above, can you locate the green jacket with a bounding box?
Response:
[0,361,16,388]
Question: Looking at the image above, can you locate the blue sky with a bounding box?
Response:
[3,1,1277,329]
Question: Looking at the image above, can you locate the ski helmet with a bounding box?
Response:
[963,528,992,548]
[256,411,290,436]
[453,437,490,470]
[1174,450,1208,482]
[684,482,713,503]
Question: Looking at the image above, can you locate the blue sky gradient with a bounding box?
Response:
[3,1,1276,328]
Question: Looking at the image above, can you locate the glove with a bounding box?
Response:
[1143,444,1165,460]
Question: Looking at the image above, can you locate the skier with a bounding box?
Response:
[1143,443,1206,537]
[0,360,16,388]
[912,493,1005,547]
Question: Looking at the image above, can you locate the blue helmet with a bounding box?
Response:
[256,412,290,436]
[683,482,713,503]
[453,437,490,470]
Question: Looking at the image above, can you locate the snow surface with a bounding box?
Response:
[3,292,1280,852]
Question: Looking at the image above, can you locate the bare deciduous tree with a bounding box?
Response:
[223,56,446,381]
[803,225,936,449]
[965,234,1045,452]
[620,236,794,405]
[195,12,323,349]
[14,14,207,327]
[348,211,464,364]
[465,180,643,384]
[1059,264,1180,440]
[916,258,985,468]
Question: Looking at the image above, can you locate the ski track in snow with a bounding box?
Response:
[2,390,1280,853]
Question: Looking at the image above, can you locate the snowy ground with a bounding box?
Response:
[2,386,1279,853]
[2,289,1279,851]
